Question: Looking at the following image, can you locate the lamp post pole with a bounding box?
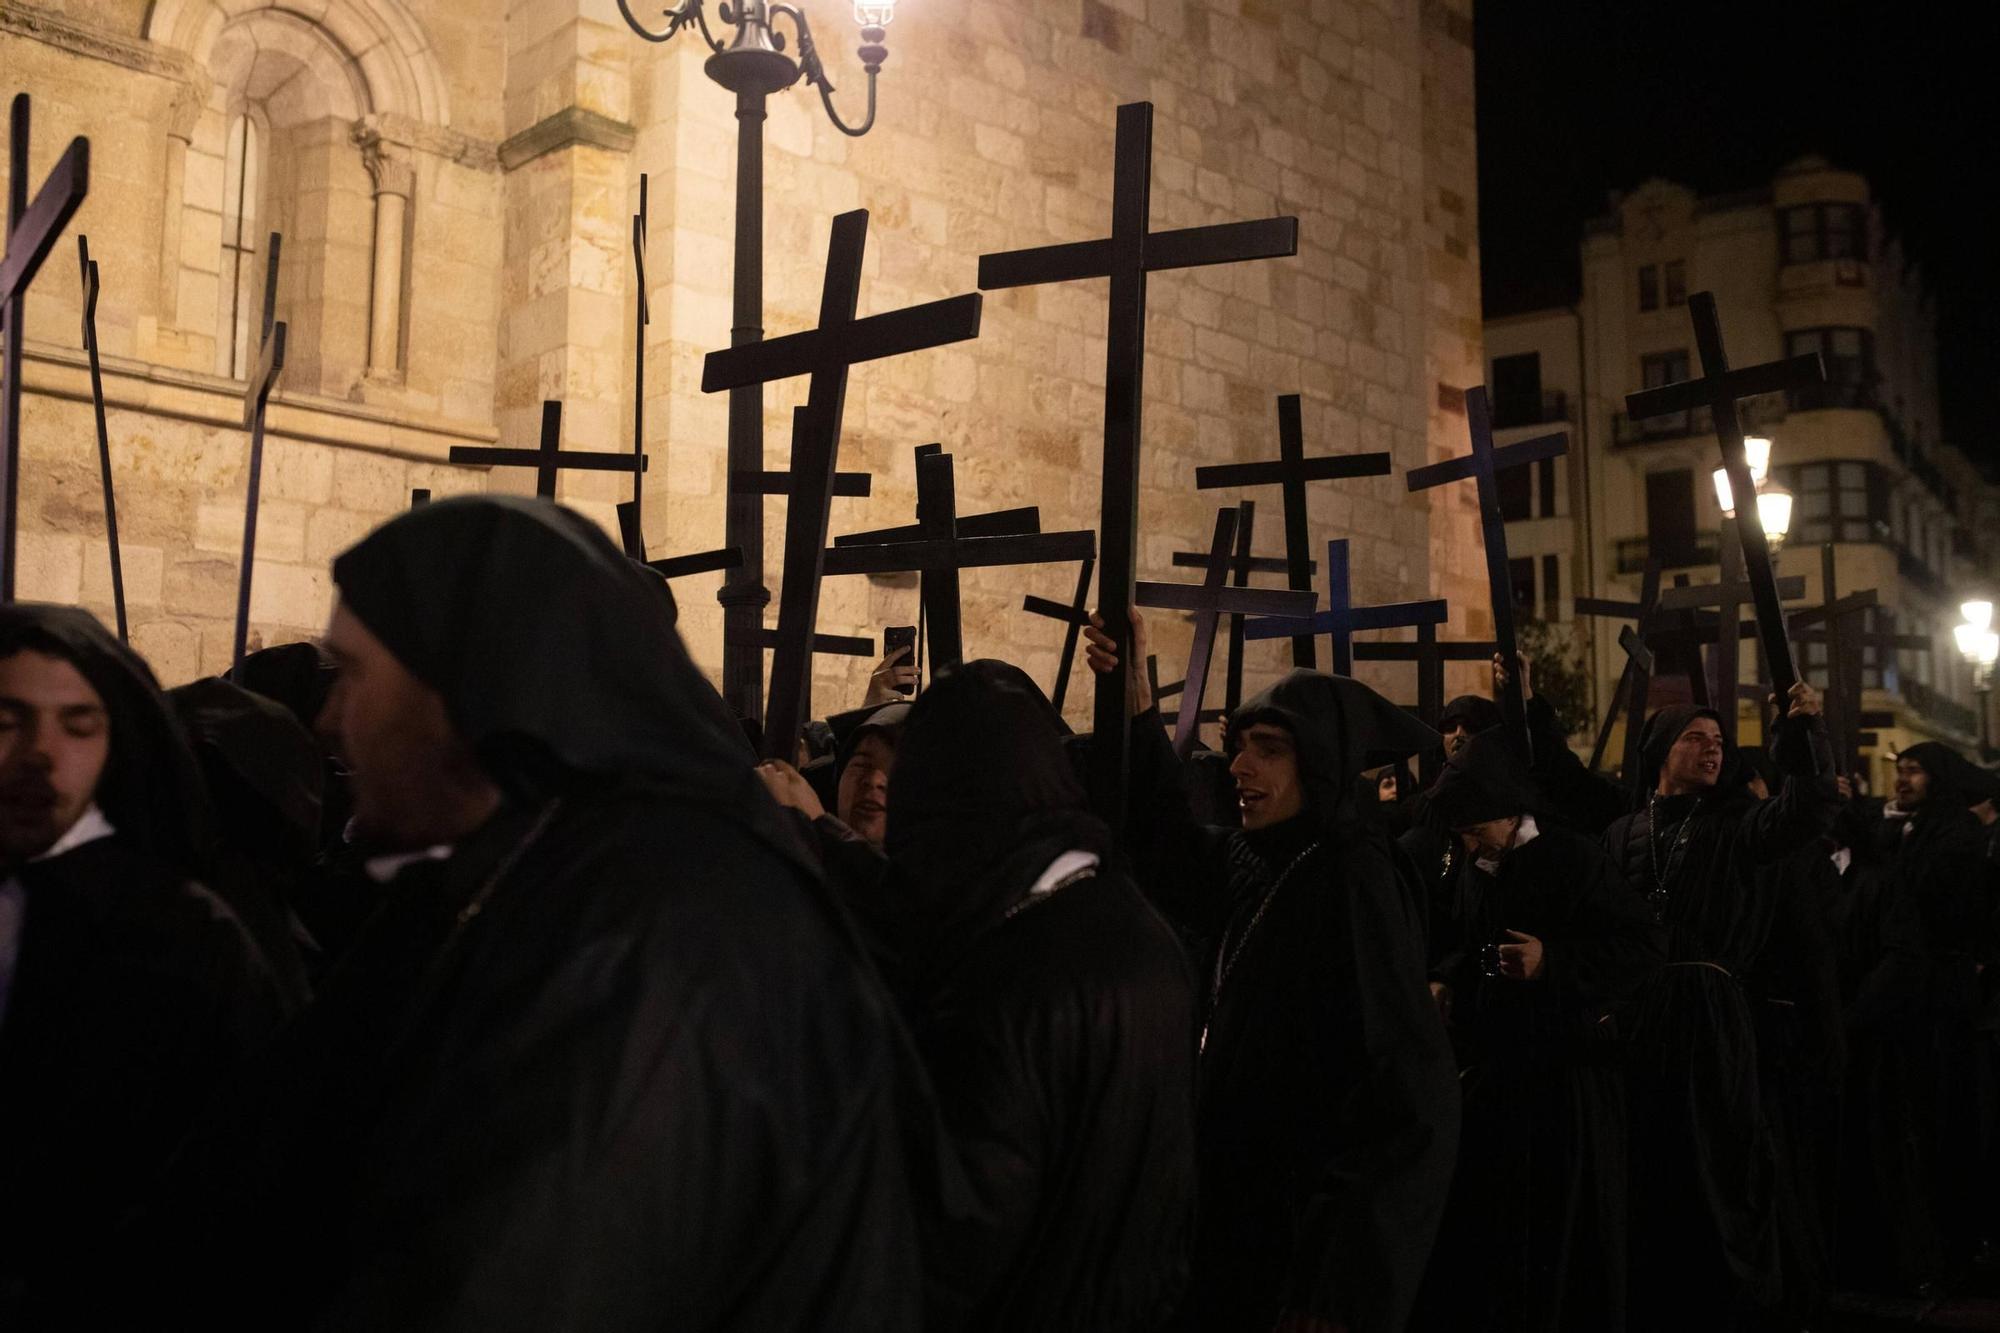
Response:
[618,0,889,723]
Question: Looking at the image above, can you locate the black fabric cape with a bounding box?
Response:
[0,604,289,1327]
[1413,819,1662,1333]
[1125,671,1459,1333]
[881,661,1196,1330]
[136,498,927,1331]
[1601,704,1835,1327]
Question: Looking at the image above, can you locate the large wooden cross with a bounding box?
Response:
[1649,540,1807,746]
[449,400,648,499]
[824,447,1094,670]
[1195,394,1391,668]
[615,498,743,581]
[1625,292,1823,698]
[76,235,125,641]
[626,173,654,550]
[232,233,287,667]
[1406,385,1568,756]
[0,94,89,600]
[1571,558,1664,774]
[1243,537,1447,673]
[1785,544,1875,772]
[979,100,1297,819]
[1023,554,1096,713]
[1137,505,1315,756]
[703,208,983,757]
[1351,628,1496,729]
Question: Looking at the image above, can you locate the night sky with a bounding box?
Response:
[1474,1,1995,470]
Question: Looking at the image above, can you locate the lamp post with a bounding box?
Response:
[617,0,894,722]
[1955,598,1998,758]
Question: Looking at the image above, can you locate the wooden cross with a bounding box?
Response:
[232,232,287,667]
[735,405,873,499]
[1650,535,1808,746]
[823,447,1094,670]
[1784,545,1875,773]
[448,400,648,500]
[702,208,983,756]
[1351,627,1496,729]
[979,100,1297,819]
[834,442,1041,547]
[627,173,652,549]
[0,94,89,600]
[1570,558,1664,774]
[1625,292,1823,698]
[1023,554,1095,713]
[614,498,743,581]
[1195,394,1391,668]
[76,235,125,641]
[1243,538,1448,674]
[1138,506,1315,756]
[1146,654,1187,704]
[1406,386,1568,756]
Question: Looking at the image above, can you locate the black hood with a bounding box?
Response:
[1439,693,1502,737]
[1225,670,1440,831]
[167,677,324,864]
[887,660,1109,959]
[224,641,337,736]
[1899,741,1992,809]
[331,496,754,803]
[833,700,911,775]
[0,603,214,876]
[1636,704,1731,802]
[1424,728,1542,829]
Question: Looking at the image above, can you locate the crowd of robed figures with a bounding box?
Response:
[1,493,1995,1332]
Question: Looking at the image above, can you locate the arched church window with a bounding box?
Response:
[219,109,266,379]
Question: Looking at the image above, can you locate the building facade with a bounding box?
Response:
[1488,157,1998,788]
[0,0,1488,732]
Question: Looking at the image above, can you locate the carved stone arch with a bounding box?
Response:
[144,0,450,128]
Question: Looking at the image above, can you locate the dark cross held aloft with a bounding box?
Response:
[703,208,983,758]
[232,232,287,668]
[1351,628,1497,730]
[627,173,652,551]
[1244,538,1447,676]
[979,100,1297,821]
[77,235,125,641]
[1,93,89,600]
[1171,500,1292,712]
[1571,558,1664,775]
[615,499,742,581]
[449,400,648,500]
[1023,554,1096,714]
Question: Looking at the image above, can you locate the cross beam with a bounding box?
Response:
[1195,393,1388,668]
[1,94,89,599]
[449,400,648,499]
[233,233,287,667]
[1625,292,1823,698]
[615,498,742,581]
[1406,385,1567,756]
[1243,538,1447,674]
[1351,630,1496,729]
[979,100,1297,822]
[77,235,125,641]
[703,209,982,757]
[1570,559,1664,776]
[1023,554,1095,713]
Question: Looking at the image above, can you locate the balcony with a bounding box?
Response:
[1492,389,1570,430]
[1611,391,1786,448]
[1786,380,1877,413]
[1615,531,1720,575]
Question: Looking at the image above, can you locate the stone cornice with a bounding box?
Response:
[497,106,636,172]
[0,1,200,84]
[354,112,500,174]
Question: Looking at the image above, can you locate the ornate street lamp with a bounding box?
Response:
[1956,598,1998,758]
[617,0,897,720]
[1712,465,1794,551]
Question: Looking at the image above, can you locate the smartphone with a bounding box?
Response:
[883,624,918,694]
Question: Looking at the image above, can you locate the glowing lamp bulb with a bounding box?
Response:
[854,0,895,24]
[1744,436,1773,486]
[1713,467,1736,516]
[1962,599,1994,633]
[1757,486,1794,543]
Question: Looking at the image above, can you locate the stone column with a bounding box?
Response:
[157,73,210,328]
[356,128,415,380]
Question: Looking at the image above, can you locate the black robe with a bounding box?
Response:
[1601,707,1834,1328]
[132,497,929,1331]
[1414,823,1662,1333]
[1125,678,1458,1333]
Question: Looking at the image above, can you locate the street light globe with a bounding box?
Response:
[1744,436,1773,486]
[854,0,896,24]
[1756,485,1794,546]
[1962,599,1994,632]
[1958,623,2000,667]
[1713,466,1736,516]
[1982,632,2000,668]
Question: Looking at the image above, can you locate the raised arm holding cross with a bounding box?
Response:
[0,93,89,600]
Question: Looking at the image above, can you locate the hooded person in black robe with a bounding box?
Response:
[1410,731,1662,1333]
[1882,742,1997,1271]
[0,604,288,1328]
[877,659,1196,1329]
[139,496,924,1332]
[1086,616,1459,1333]
[1600,690,1835,1329]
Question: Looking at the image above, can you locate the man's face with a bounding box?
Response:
[1377,770,1399,803]
[1894,758,1930,808]
[317,602,496,851]
[1441,721,1472,756]
[1659,718,1725,794]
[0,650,112,862]
[836,733,894,847]
[1973,798,1997,827]
[1456,815,1519,861]
[1229,723,1305,831]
